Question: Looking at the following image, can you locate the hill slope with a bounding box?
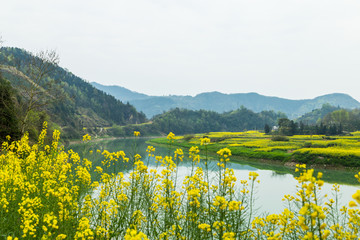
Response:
[92,82,360,118]
[0,47,146,139]
[296,104,341,125]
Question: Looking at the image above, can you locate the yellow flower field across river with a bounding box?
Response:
[1,126,360,239]
[150,131,360,168]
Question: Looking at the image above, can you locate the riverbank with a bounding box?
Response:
[148,131,360,170]
[66,135,164,145]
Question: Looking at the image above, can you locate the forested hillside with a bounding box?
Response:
[272,104,360,136]
[0,47,146,140]
[121,107,286,135]
[296,104,341,125]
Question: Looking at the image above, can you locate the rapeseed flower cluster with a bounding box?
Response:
[1,127,360,239]
[0,123,93,239]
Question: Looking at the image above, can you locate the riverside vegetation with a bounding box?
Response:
[150,131,360,168]
[1,124,360,239]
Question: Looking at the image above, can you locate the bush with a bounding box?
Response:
[271,135,289,141]
[183,134,195,141]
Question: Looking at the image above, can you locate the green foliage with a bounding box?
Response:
[294,104,360,135]
[26,110,50,140]
[271,135,290,141]
[0,74,20,141]
[278,118,297,136]
[150,107,284,135]
[296,104,340,125]
[322,109,360,132]
[264,123,271,134]
[183,134,195,141]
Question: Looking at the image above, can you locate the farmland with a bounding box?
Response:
[150,131,360,168]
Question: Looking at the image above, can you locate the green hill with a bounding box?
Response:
[296,104,341,125]
[0,47,146,139]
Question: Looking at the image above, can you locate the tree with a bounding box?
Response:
[278,118,297,136]
[0,74,20,141]
[299,121,305,134]
[264,124,271,134]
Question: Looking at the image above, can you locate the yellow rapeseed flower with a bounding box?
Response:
[200,137,211,146]
[82,134,91,142]
[198,223,211,232]
[167,132,175,141]
[124,228,149,240]
[352,190,360,204]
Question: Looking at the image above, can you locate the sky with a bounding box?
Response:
[1,0,360,101]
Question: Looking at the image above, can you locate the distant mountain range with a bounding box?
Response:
[91,82,360,119]
[91,82,149,102]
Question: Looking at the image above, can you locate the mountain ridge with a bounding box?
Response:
[90,82,149,102]
[92,82,360,119]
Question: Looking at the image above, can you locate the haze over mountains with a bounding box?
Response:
[91,82,360,119]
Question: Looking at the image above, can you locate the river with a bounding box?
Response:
[70,137,360,214]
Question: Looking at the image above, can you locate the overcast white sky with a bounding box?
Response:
[1,0,360,101]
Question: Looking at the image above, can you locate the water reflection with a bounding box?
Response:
[70,138,360,214]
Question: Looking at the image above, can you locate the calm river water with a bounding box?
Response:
[70,137,360,214]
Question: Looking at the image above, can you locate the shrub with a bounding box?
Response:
[183,134,195,141]
[271,135,289,141]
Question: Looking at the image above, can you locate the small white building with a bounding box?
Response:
[272,126,279,131]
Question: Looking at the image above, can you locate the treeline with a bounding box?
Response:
[274,118,343,136]
[81,106,360,138]
[274,107,360,136]
[295,104,341,125]
[105,105,360,137]
[126,107,286,135]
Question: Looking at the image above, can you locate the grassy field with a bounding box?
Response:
[149,131,360,168]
